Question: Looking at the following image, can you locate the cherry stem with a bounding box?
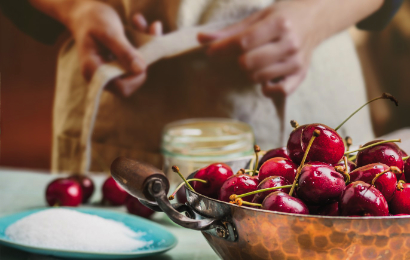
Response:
[172,165,194,191]
[397,180,406,191]
[250,145,261,176]
[290,120,299,129]
[289,129,320,196]
[230,185,293,201]
[244,169,259,174]
[348,154,357,162]
[230,198,262,207]
[371,166,402,186]
[168,178,207,200]
[335,93,398,131]
[342,156,350,184]
[404,156,409,161]
[344,139,401,155]
[345,136,353,151]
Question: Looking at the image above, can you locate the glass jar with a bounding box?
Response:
[161,118,255,185]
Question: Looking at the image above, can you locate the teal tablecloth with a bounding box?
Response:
[0,169,219,260]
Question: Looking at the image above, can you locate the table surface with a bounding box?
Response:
[0,169,220,260]
[1,127,410,260]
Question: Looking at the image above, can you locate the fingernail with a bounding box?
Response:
[131,59,146,74]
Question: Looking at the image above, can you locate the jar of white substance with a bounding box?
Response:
[161,118,254,186]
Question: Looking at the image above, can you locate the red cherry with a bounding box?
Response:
[296,164,346,205]
[301,124,345,165]
[339,181,389,216]
[261,191,309,214]
[192,163,233,199]
[102,176,128,205]
[389,182,410,215]
[287,124,307,164]
[258,147,290,169]
[400,149,408,157]
[218,174,258,202]
[404,159,410,182]
[356,140,404,174]
[317,201,339,216]
[125,195,155,219]
[45,178,82,207]
[349,163,397,202]
[67,175,95,203]
[176,184,187,204]
[251,176,291,204]
[258,157,298,183]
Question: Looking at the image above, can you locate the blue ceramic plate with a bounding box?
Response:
[0,208,177,259]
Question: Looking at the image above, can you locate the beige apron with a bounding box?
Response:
[52,0,374,173]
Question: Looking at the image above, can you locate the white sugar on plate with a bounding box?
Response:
[6,208,152,253]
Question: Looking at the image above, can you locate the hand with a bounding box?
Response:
[198,1,325,97]
[66,1,162,96]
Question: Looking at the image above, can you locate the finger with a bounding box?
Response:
[78,38,105,81]
[198,10,266,44]
[252,55,302,83]
[262,69,307,96]
[96,30,146,74]
[148,21,163,36]
[132,13,148,32]
[207,15,289,58]
[110,72,147,97]
[239,37,298,72]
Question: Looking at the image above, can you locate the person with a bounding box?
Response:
[1,0,404,173]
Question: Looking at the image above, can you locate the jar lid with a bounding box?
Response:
[161,118,254,160]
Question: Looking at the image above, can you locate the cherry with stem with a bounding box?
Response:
[335,156,351,184]
[289,129,320,196]
[172,165,194,191]
[229,184,293,202]
[169,178,207,200]
[371,166,402,186]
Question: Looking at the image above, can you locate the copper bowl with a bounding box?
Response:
[111,157,410,260]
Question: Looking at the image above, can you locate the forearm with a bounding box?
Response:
[310,0,384,41]
[28,0,92,29]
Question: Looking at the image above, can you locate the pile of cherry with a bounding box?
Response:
[45,174,154,218]
[171,93,410,217]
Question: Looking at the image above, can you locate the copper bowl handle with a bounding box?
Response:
[110,157,237,240]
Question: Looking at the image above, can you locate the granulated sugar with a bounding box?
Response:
[6,208,152,252]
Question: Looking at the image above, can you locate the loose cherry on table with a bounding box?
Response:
[67,174,95,203]
[45,178,83,207]
[339,181,389,216]
[356,140,404,174]
[192,163,233,199]
[251,176,291,204]
[349,163,399,202]
[258,157,298,184]
[102,176,128,206]
[125,195,155,219]
[389,181,410,215]
[258,147,290,169]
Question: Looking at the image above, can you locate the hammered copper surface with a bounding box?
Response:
[187,189,410,260]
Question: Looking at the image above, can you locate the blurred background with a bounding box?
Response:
[1,2,410,170]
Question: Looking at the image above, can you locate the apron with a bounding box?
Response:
[52,0,374,173]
